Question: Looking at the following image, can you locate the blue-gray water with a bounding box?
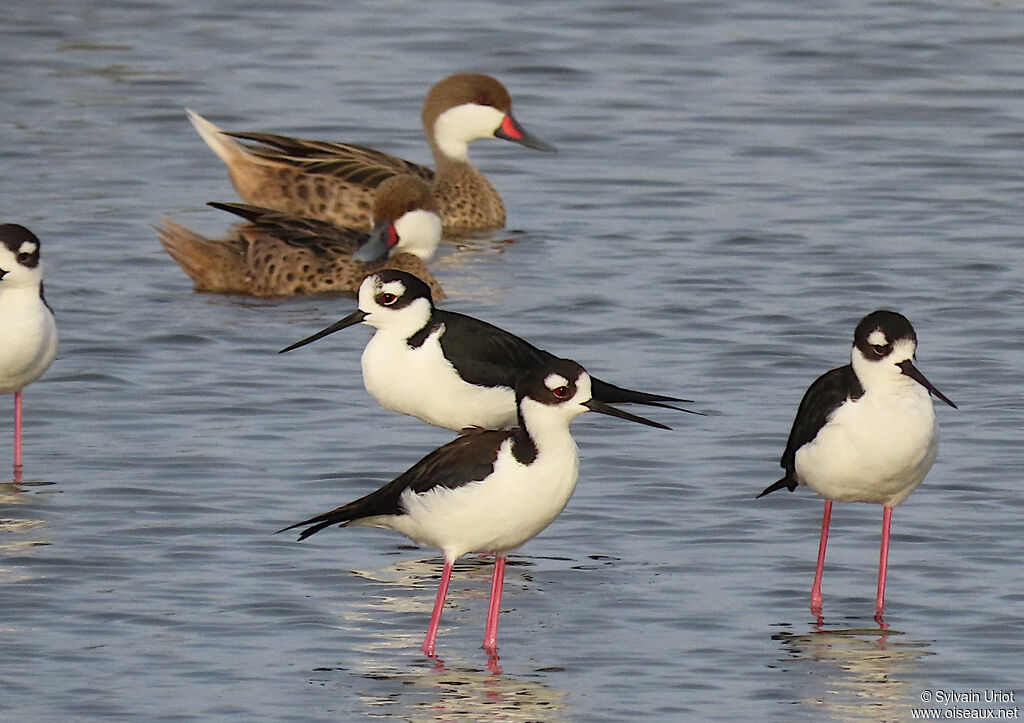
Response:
[2,1,1022,720]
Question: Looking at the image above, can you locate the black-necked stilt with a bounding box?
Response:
[281,357,668,658]
[279,269,695,431]
[758,310,956,621]
[0,225,57,479]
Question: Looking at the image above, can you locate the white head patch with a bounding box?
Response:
[378,279,406,298]
[18,241,37,256]
[393,210,442,260]
[358,274,406,312]
[433,103,506,161]
[544,373,569,391]
[867,330,888,346]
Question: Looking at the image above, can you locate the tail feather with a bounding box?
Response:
[756,476,797,499]
[278,501,363,541]
[186,108,249,167]
[156,219,247,292]
[207,201,273,224]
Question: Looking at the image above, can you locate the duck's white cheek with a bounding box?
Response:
[433,104,506,160]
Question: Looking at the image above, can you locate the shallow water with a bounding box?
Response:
[1,1,1022,720]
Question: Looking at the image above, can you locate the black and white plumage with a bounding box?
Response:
[758,310,957,620]
[279,269,694,431]
[766,364,865,498]
[282,357,668,658]
[0,224,57,477]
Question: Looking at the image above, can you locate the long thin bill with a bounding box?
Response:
[279,309,368,353]
[897,360,958,408]
[583,397,671,430]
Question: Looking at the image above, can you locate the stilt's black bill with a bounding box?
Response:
[279,309,368,353]
[897,360,958,409]
[583,397,671,430]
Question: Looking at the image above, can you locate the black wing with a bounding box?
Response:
[435,310,554,389]
[758,364,862,498]
[781,364,862,473]
[435,310,693,412]
[282,429,510,540]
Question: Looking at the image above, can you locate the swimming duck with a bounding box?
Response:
[187,73,555,235]
[157,174,444,298]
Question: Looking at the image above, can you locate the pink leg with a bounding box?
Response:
[875,505,893,621]
[810,500,832,616]
[483,555,506,654]
[13,390,23,474]
[421,558,454,657]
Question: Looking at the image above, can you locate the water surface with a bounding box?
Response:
[1,1,1022,720]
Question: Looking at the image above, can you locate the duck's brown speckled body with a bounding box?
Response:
[158,175,445,299]
[188,73,554,235]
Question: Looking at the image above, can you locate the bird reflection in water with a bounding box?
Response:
[771,622,932,721]
[330,553,539,665]
[308,552,568,720]
[0,480,52,575]
[308,660,569,721]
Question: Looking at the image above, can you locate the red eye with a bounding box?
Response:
[379,293,398,306]
[552,386,570,399]
[476,93,488,105]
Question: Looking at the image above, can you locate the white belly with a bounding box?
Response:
[361,328,516,430]
[795,386,939,506]
[0,292,57,394]
[374,435,581,560]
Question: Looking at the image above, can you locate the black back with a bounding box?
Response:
[759,364,864,497]
[435,308,554,388]
[283,428,512,540]
[432,308,687,407]
[781,364,863,473]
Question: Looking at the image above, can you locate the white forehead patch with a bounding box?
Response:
[544,373,569,391]
[378,279,406,297]
[867,330,888,346]
[18,241,37,255]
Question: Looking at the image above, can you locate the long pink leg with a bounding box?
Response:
[13,391,23,474]
[421,558,454,657]
[483,555,506,654]
[810,500,832,616]
[875,505,893,621]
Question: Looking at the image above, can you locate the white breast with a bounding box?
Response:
[384,432,581,560]
[361,324,517,430]
[795,383,939,506]
[0,289,57,394]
